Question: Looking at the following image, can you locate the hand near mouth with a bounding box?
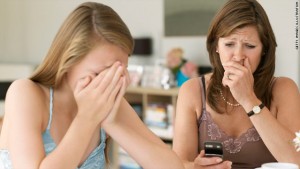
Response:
[222,58,256,107]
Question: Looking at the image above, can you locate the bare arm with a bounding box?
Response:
[223,60,300,165]
[3,62,125,169]
[4,80,97,169]
[172,78,201,168]
[172,78,232,169]
[3,80,48,168]
[245,78,300,164]
[102,98,185,169]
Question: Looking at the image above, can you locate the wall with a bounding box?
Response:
[164,0,227,36]
[0,0,299,87]
[164,0,300,87]
[259,0,300,87]
[0,0,164,66]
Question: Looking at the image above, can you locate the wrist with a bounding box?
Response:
[247,103,265,117]
[74,113,99,128]
[101,116,118,131]
[242,97,262,114]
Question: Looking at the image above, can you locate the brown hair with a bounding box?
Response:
[206,0,277,113]
[30,2,134,162]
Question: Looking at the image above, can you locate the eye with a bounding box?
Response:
[225,43,234,47]
[246,44,256,49]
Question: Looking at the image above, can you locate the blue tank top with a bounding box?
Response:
[0,87,106,169]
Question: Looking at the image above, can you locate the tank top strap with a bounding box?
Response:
[100,128,106,143]
[197,75,207,124]
[46,87,54,130]
[199,75,206,111]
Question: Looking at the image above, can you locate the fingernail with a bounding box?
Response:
[228,161,232,167]
[216,158,222,163]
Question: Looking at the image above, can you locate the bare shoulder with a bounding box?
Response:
[4,79,48,129]
[272,77,299,99]
[179,74,211,97]
[177,75,209,118]
[6,78,47,103]
[271,77,300,132]
[272,77,300,120]
[178,76,202,99]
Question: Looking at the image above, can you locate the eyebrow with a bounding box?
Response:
[221,38,258,43]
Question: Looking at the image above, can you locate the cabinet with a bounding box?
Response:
[110,86,179,169]
[124,86,179,140]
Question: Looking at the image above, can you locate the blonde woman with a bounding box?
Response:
[0,2,184,169]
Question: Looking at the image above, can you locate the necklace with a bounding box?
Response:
[219,90,240,107]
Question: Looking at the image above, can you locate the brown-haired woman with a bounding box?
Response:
[173,0,300,168]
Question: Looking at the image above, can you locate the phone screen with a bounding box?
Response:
[204,141,223,158]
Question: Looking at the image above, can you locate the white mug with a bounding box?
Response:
[261,162,299,169]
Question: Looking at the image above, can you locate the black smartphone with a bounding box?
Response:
[204,141,223,159]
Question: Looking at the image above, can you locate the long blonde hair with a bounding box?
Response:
[30,2,134,162]
[31,2,133,87]
[206,0,277,113]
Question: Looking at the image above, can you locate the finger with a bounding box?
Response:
[102,64,125,96]
[224,62,247,76]
[223,64,245,77]
[110,77,127,114]
[223,61,246,70]
[223,70,236,82]
[244,58,252,73]
[100,63,123,91]
[117,77,127,102]
[109,76,124,102]
[195,151,223,166]
[217,161,233,169]
[101,77,126,124]
[91,61,121,89]
[86,70,106,90]
[199,150,205,157]
[124,69,131,87]
[195,157,223,166]
[74,76,92,95]
[224,71,238,81]
[105,76,124,115]
[222,72,230,87]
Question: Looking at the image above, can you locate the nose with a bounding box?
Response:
[232,46,245,63]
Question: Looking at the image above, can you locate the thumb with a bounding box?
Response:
[199,150,205,157]
[74,76,91,94]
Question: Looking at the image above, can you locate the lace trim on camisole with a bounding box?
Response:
[200,111,261,153]
[198,76,261,154]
